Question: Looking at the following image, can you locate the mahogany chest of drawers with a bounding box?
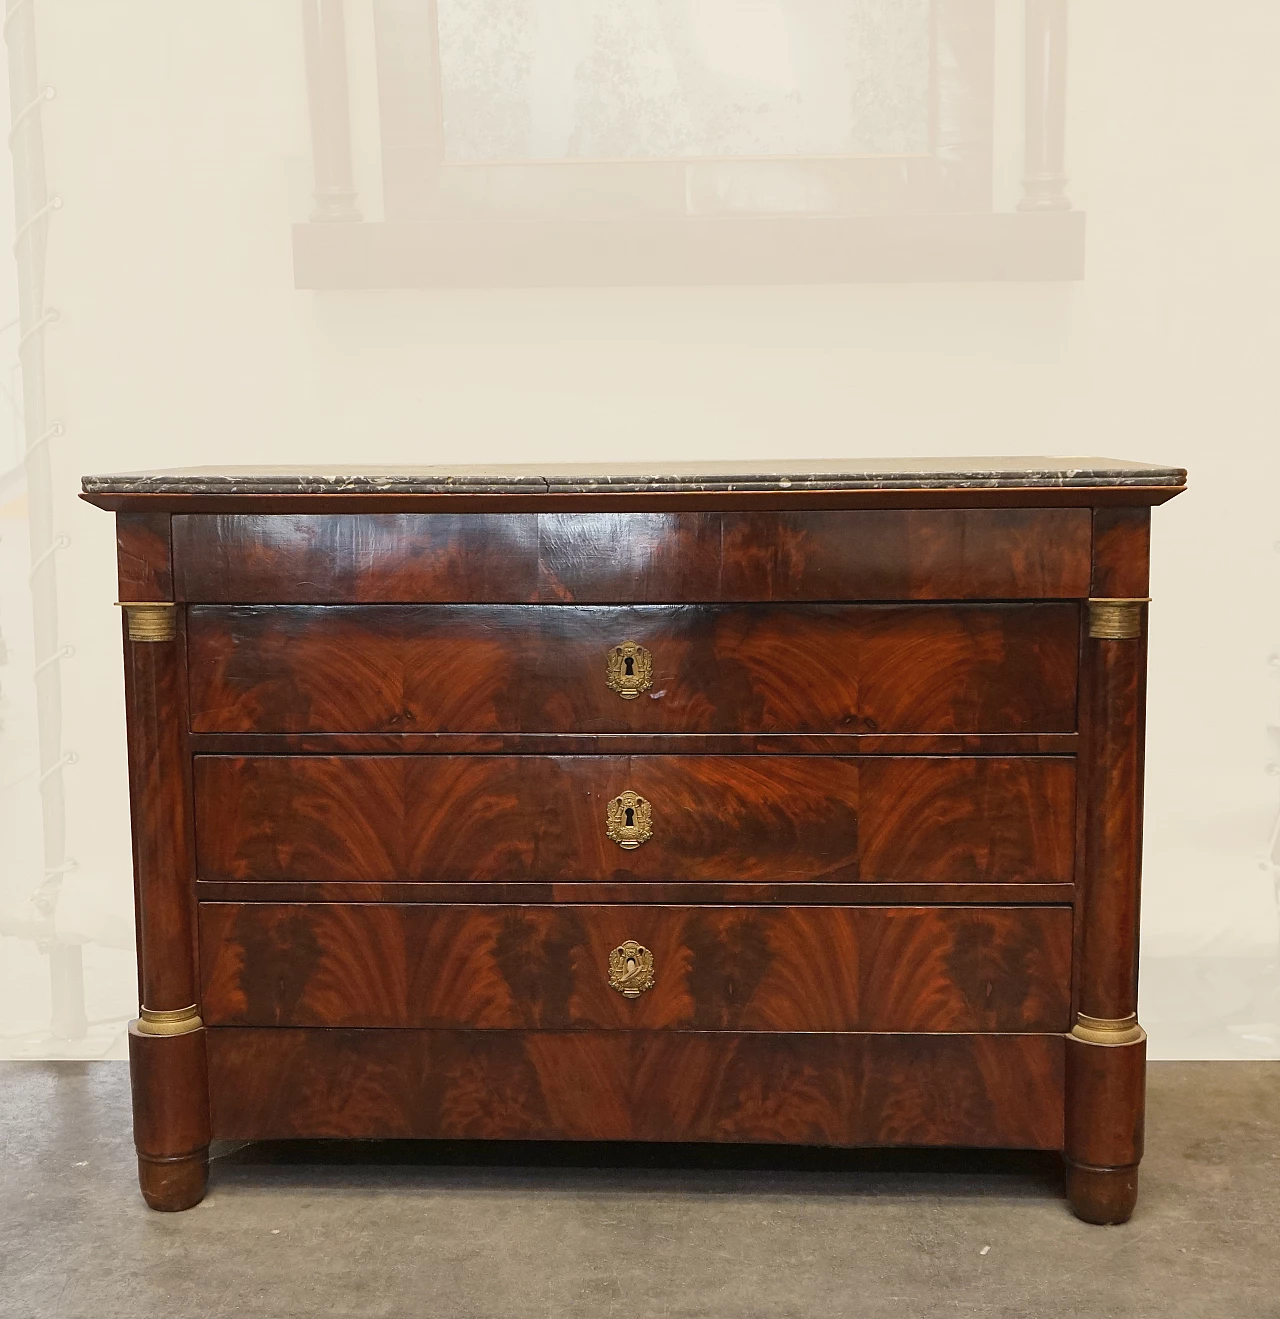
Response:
[82,457,1186,1223]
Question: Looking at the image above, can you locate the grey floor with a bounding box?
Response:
[1,1062,1277,1318]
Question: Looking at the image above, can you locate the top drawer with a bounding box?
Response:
[187,602,1079,735]
[171,509,1092,603]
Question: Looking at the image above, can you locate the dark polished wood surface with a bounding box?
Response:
[207,1027,1066,1149]
[193,754,1075,886]
[116,512,172,602]
[1062,505,1152,1224]
[1077,552,1148,1021]
[116,514,210,1211]
[199,903,1072,1033]
[128,1023,209,1212]
[186,731,1079,756]
[187,603,1080,735]
[194,880,1077,906]
[122,615,197,1011]
[95,468,1182,1217]
[1064,1032,1147,1225]
[1064,1162,1141,1227]
[171,509,1093,603]
[1090,507,1151,600]
[1065,1033,1146,1170]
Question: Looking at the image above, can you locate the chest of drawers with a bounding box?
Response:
[82,458,1185,1223]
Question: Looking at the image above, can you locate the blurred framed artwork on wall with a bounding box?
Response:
[295,0,1083,285]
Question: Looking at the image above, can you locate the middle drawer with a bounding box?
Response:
[193,755,1075,886]
[186,603,1079,735]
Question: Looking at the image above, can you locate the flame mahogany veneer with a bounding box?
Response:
[198,903,1073,1033]
[85,460,1184,1223]
[206,1029,1067,1150]
[186,602,1080,735]
[192,754,1076,886]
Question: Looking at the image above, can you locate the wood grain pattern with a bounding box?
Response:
[194,880,1077,906]
[123,615,197,1009]
[858,758,1076,884]
[95,479,1183,1215]
[128,1023,210,1211]
[186,731,1080,756]
[186,603,1080,735]
[1064,1163,1140,1226]
[1076,634,1144,1019]
[193,755,1076,886]
[1065,1034,1146,1171]
[115,514,211,1213]
[172,509,1093,603]
[1065,1032,1146,1225]
[199,903,1072,1033]
[1090,507,1151,599]
[116,512,173,601]
[1064,516,1152,1222]
[206,1027,1066,1149]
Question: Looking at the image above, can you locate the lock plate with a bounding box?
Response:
[605,641,653,700]
[606,790,652,849]
[608,940,655,998]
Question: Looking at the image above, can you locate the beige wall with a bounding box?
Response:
[1,0,1277,1058]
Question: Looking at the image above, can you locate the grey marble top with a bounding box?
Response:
[82,457,1185,496]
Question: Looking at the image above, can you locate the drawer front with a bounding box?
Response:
[194,755,1075,885]
[172,509,1092,603]
[199,903,1072,1033]
[208,1028,1066,1149]
[186,603,1079,735]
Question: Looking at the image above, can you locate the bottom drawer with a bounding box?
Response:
[199,903,1072,1033]
[207,1027,1065,1149]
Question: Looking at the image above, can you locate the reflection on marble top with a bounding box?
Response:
[82,458,1186,496]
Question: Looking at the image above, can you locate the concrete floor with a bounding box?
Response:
[1,1062,1277,1318]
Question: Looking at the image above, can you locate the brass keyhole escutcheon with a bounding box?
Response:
[605,641,653,700]
[608,940,655,998]
[606,790,652,849]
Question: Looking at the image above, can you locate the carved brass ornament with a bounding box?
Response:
[136,1004,204,1036]
[606,790,652,849]
[1070,1012,1146,1047]
[116,601,178,642]
[605,641,653,699]
[608,940,655,998]
[1087,598,1149,641]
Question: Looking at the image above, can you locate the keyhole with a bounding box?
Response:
[624,806,635,827]
[625,956,636,975]
[623,655,635,676]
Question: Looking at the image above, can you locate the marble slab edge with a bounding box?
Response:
[82,469,1188,496]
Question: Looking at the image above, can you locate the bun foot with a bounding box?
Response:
[137,1149,209,1211]
[1065,1160,1139,1224]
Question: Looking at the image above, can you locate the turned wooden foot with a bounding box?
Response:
[137,1149,209,1211]
[1066,1161,1139,1225]
[1064,1026,1146,1224]
[129,1019,211,1212]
